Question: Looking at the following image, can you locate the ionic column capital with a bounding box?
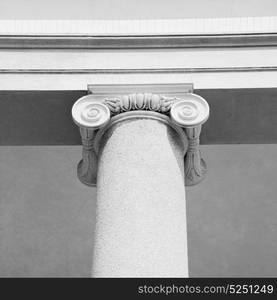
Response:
[72,85,209,186]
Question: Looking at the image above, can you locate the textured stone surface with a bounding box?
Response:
[93,119,188,277]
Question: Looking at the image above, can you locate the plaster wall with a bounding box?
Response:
[0,144,276,277]
[0,0,276,19]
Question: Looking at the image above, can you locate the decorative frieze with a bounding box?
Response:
[72,86,209,186]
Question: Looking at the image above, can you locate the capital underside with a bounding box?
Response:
[72,87,209,186]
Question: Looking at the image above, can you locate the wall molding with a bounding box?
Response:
[1,66,277,74]
[1,34,277,49]
[1,17,277,49]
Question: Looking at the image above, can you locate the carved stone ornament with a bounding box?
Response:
[72,96,111,129]
[169,93,209,186]
[104,93,173,114]
[72,91,209,186]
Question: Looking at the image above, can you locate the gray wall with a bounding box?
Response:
[2,89,277,145]
[0,0,277,19]
[0,144,276,277]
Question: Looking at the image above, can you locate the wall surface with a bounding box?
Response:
[0,0,277,19]
[1,89,277,145]
[0,144,276,277]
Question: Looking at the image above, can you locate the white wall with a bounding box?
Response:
[0,0,277,20]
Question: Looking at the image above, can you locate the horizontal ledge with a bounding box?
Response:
[2,72,277,90]
[1,17,277,36]
[1,33,277,49]
[1,66,277,74]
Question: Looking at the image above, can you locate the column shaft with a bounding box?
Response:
[92,117,188,277]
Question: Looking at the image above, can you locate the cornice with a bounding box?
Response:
[1,17,277,49]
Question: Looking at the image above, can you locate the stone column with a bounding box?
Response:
[72,85,209,277]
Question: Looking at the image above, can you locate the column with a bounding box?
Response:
[72,85,209,277]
